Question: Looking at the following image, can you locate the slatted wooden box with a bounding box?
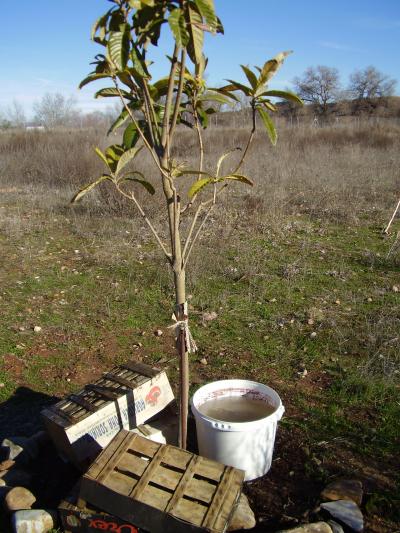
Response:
[78,430,245,533]
[59,483,147,532]
[42,361,174,470]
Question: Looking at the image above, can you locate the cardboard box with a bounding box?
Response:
[42,361,174,470]
[78,430,244,533]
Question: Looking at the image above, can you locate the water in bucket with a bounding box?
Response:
[198,396,276,422]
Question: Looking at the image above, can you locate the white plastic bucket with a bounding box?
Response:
[191,379,284,481]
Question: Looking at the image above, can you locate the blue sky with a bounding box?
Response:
[1,0,399,117]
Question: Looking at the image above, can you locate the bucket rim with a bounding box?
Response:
[191,379,284,430]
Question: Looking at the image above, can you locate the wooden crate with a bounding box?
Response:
[79,430,245,533]
[42,361,174,470]
[59,483,147,532]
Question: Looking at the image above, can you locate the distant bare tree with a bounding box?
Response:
[0,108,12,130]
[7,100,26,128]
[348,66,396,100]
[33,93,80,128]
[103,101,123,127]
[292,66,341,117]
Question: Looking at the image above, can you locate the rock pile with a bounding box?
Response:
[0,432,59,533]
[280,478,364,532]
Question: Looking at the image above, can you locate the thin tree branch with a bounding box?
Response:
[232,104,256,173]
[194,109,205,178]
[141,88,156,149]
[143,80,161,146]
[113,80,169,179]
[182,184,227,267]
[115,183,172,263]
[384,197,400,234]
[169,49,187,142]
[182,203,203,259]
[183,204,215,269]
[161,44,179,158]
[180,108,205,215]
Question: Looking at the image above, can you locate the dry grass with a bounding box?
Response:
[1,119,398,242]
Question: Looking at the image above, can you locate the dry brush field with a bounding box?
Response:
[0,118,399,531]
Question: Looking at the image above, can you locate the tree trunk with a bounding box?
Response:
[174,269,189,449]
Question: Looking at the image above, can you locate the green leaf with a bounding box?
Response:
[117,71,136,90]
[107,100,141,134]
[210,86,239,102]
[197,107,209,128]
[79,72,110,89]
[257,106,277,145]
[194,0,217,30]
[71,175,113,203]
[107,26,130,70]
[222,174,254,186]
[225,80,252,97]
[108,108,129,134]
[261,90,303,105]
[187,4,204,65]
[116,146,143,176]
[120,172,155,195]
[240,65,258,90]
[130,47,151,79]
[168,8,190,47]
[216,148,241,176]
[198,91,230,105]
[257,99,277,112]
[188,177,214,199]
[91,11,112,42]
[95,87,132,99]
[176,169,212,178]
[129,0,155,7]
[259,50,292,86]
[123,123,140,149]
[94,147,110,169]
[105,144,125,172]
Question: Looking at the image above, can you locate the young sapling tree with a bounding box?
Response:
[72,0,302,449]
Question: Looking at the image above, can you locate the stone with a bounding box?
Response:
[1,438,25,461]
[4,487,36,512]
[321,500,363,532]
[328,522,345,533]
[227,494,256,531]
[1,432,48,465]
[202,311,218,322]
[200,358,208,365]
[278,522,333,532]
[12,509,58,533]
[0,468,32,487]
[321,479,363,506]
[33,326,42,333]
[154,329,163,337]
[0,459,15,471]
